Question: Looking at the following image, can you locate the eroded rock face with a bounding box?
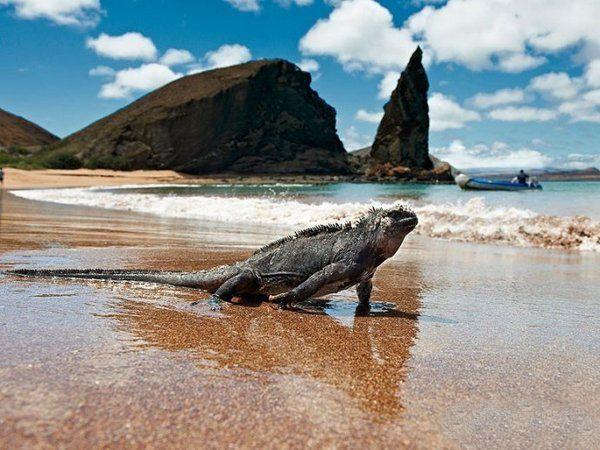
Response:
[56,60,350,174]
[0,108,58,149]
[370,47,432,171]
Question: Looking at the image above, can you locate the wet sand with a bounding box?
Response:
[0,192,599,448]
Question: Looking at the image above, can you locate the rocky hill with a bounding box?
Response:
[53,59,350,174]
[364,47,453,182]
[0,108,58,149]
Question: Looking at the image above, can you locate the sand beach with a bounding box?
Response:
[0,172,598,448]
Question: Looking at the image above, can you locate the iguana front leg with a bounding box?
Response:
[357,277,373,305]
[270,262,357,308]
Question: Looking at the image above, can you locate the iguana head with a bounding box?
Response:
[369,206,418,257]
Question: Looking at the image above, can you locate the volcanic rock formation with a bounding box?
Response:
[0,108,58,149]
[370,47,431,170]
[365,47,452,182]
[54,60,350,174]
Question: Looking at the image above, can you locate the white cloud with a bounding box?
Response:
[89,65,114,77]
[488,106,558,122]
[584,59,600,88]
[187,44,252,74]
[429,93,481,131]
[0,0,101,26]
[224,0,313,11]
[497,53,547,73]
[276,0,314,6]
[377,71,400,99]
[528,72,581,100]
[204,44,252,70]
[86,32,157,61]
[224,0,260,11]
[405,0,600,71]
[299,0,423,74]
[522,61,600,123]
[431,140,552,169]
[355,109,383,123]
[558,96,600,123]
[469,88,526,109]
[297,58,320,73]
[583,89,600,105]
[159,48,195,66]
[558,153,600,170]
[340,126,372,151]
[99,63,182,99]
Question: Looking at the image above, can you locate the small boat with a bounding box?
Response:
[455,174,542,191]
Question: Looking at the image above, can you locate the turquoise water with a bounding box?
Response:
[104,181,600,219]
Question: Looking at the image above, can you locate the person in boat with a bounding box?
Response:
[516,169,529,184]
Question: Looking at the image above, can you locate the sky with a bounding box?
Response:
[1,0,599,170]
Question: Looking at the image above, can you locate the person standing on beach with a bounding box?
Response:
[0,167,4,187]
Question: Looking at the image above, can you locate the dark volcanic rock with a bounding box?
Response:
[55,60,350,174]
[370,47,432,170]
[0,108,58,149]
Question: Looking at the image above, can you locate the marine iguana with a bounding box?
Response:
[9,206,418,309]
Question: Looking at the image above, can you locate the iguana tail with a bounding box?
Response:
[8,266,241,292]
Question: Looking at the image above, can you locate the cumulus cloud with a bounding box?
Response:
[584,59,600,88]
[299,0,423,74]
[378,71,400,99]
[340,126,372,151]
[276,0,314,6]
[86,32,158,61]
[159,48,195,66]
[0,0,101,26]
[224,0,313,11]
[558,153,600,170]
[431,140,552,170]
[205,44,251,69]
[558,96,600,123]
[429,93,480,131]
[355,109,383,123]
[224,0,260,11]
[187,44,252,74]
[405,0,600,71]
[497,53,547,73]
[528,72,581,100]
[523,61,600,123]
[88,65,114,77]
[297,58,320,73]
[488,106,558,122]
[469,88,526,109]
[99,63,181,99]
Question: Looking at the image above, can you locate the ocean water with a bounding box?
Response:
[12,181,600,252]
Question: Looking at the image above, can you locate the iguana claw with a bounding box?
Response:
[191,295,224,310]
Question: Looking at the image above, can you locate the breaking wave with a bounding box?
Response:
[12,187,600,252]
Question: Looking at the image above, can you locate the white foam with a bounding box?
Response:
[12,187,600,252]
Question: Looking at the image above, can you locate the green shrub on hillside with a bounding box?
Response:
[40,151,82,169]
[0,148,42,169]
[84,154,133,171]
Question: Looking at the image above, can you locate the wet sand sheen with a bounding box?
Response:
[1,192,599,448]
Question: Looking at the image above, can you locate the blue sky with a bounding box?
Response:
[1,0,599,170]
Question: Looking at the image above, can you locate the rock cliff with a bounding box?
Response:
[54,60,350,174]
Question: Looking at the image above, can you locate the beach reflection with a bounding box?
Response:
[111,263,423,417]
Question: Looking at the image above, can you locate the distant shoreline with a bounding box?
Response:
[1,168,457,190]
[2,167,598,191]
